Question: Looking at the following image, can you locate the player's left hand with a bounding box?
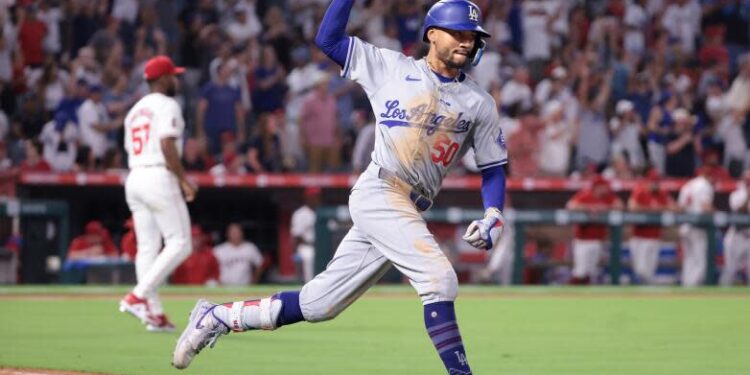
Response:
[463,208,505,250]
[180,179,198,202]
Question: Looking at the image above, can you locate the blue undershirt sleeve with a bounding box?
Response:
[480,165,507,211]
[314,0,353,68]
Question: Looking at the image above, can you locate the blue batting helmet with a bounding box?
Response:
[421,0,490,66]
[421,0,491,43]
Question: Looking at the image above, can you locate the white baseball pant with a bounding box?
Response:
[720,226,750,286]
[679,224,707,287]
[485,225,514,285]
[296,244,315,283]
[299,163,457,322]
[125,167,192,310]
[629,237,661,284]
[572,239,605,280]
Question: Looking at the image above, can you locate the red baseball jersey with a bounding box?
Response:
[171,248,220,285]
[570,189,619,240]
[630,185,671,238]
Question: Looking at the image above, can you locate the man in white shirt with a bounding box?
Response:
[661,0,701,54]
[39,112,78,171]
[119,55,196,333]
[677,167,715,286]
[213,223,264,286]
[500,66,532,112]
[291,187,320,282]
[721,170,750,286]
[77,85,122,161]
[225,4,261,46]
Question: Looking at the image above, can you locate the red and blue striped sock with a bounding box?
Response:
[424,301,472,375]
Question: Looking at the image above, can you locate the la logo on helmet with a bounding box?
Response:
[468,5,479,22]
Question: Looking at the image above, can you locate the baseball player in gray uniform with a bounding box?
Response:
[173,1,508,374]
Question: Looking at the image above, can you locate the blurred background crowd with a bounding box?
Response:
[0,0,748,179]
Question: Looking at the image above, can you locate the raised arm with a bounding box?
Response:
[314,0,355,68]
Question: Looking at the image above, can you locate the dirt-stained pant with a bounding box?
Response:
[299,163,457,322]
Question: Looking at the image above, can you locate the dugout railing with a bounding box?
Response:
[0,199,70,283]
[314,207,749,285]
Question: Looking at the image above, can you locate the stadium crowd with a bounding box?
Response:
[0,0,748,178]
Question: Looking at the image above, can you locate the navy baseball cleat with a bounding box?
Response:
[172,299,230,369]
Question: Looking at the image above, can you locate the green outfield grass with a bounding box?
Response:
[1,286,749,375]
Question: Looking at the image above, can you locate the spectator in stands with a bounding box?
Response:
[727,53,750,123]
[538,100,573,177]
[627,170,676,284]
[610,100,646,172]
[351,110,376,174]
[623,0,648,56]
[507,108,542,177]
[292,187,320,283]
[213,222,264,286]
[210,148,246,175]
[521,0,554,80]
[73,145,96,172]
[299,71,340,173]
[69,46,102,87]
[225,3,261,47]
[370,21,402,52]
[500,66,532,113]
[14,92,46,139]
[172,224,220,286]
[35,59,69,115]
[534,66,572,109]
[665,108,698,178]
[699,26,730,68]
[394,2,420,54]
[17,4,47,69]
[718,109,747,177]
[19,139,51,172]
[0,10,16,84]
[566,176,623,284]
[260,6,293,70]
[197,61,246,154]
[251,44,287,115]
[0,142,12,171]
[575,67,613,172]
[245,111,283,173]
[182,137,211,172]
[647,92,678,174]
[661,0,701,55]
[102,75,133,121]
[701,150,731,182]
[67,220,119,260]
[39,111,77,171]
[77,84,123,163]
[677,167,715,287]
[602,153,635,180]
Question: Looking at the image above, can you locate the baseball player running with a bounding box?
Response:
[173,1,507,374]
[721,170,750,286]
[119,55,196,332]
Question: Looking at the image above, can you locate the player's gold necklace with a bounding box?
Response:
[425,58,461,84]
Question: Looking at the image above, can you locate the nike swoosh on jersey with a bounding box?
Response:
[405,75,421,81]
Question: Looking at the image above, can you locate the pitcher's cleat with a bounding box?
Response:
[119,292,157,325]
[146,314,176,332]
[172,299,230,369]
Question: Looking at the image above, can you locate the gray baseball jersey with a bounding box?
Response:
[299,37,508,320]
[343,37,508,198]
